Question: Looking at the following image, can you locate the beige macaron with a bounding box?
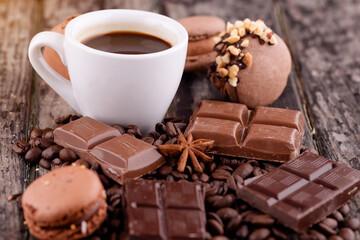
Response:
[44,15,80,80]
[178,15,225,72]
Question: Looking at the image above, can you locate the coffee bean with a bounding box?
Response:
[91,162,100,172]
[34,138,53,149]
[166,122,177,138]
[30,129,43,139]
[344,218,360,230]
[338,227,355,240]
[339,204,350,215]
[212,169,231,180]
[191,173,199,181]
[320,217,338,229]
[39,158,51,169]
[173,121,186,130]
[226,215,242,232]
[233,163,253,179]
[210,236,229,240]
[207,212,223,226]
[200,173,210,183]
[12,140,30,155]
[147,131,160,140]
[308,230,326,240]
[142,137,154,145]
[74,159,90,168]
[332,210,344,222]
[42,128,54,139]
[185,166,193,176]
[218,165,233,172]
[24,147,42,164]
[271,227,289,240]
[208,162,217,173]
[155,122,166,134]
[318,222,336,235]
[166,175,174,182]
[226,176,237,191]
[42,145,62,160]
[158,134,167,142]
[158,165,172,177]
[112,124,125,134]
[253,167,263,176]
[154,139,163,147]
[216,208,238,222]
[165,137,177,145]
[328,236,344,240]
[62,162,71,167]
[248,228,270,240]
[171,171,188,180]
[51,158,62,170]
[208,219,224,235]
[235,225,249,239]
[59,148,78,162]
[246,214,275,227]
[126,125,142,138]
[207,195,223,207]
[214,194,235,209]
[55,114,71,124]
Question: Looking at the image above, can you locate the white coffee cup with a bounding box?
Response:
[28,9,188,133]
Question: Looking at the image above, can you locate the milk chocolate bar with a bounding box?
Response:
[184,100,305,162]
[54,117,165,184]
[123,180,207,240]
[237,152,360,232]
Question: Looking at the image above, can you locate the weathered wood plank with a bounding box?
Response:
[280,0,360,222]
[163,0,314,148]
[0,0,37,239]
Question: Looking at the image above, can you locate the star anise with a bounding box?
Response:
[157,131,214,173]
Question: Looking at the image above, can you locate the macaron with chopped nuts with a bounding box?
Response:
[178,15,225,72]
[209,18,291,107]
[22,166,107,240]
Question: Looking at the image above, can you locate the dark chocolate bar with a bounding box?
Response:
[184,100,305,162]
[123,180,207,240]
[54,117,165,184]
[236,152,360,232]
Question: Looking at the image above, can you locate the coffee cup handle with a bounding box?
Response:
[28,31,81,114]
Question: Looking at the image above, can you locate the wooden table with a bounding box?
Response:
[1,0,359,239]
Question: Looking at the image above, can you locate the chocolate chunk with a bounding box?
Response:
[123,180,207,239]
[185,100,304,162]
[54,117,164,184]
[237,152,360,232]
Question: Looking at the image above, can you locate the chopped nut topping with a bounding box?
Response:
[230,29,238,37]
[240,39,249,48]
[215,56,222,64]
[243,52,253,67]
[70,224,76,230]
[226,22,234,33]
[227,46,240,56]
[218,68,229,77]
[43,180,50,186]
[229,77,238,87]
[213,36,222,44]
[221,52,231,64]
[270,35,278,45]
[214,18,277,88]
[225,35,240,43]
[228,65,239,78]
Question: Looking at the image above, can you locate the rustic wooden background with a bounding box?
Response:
[0,0,359,239]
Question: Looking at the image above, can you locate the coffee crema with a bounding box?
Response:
[81,31,172,54]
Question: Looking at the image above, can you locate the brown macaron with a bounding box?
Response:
[22,166,107,240]
[44,15,80,80]
[209,19,291,107]
[178,15,225,72]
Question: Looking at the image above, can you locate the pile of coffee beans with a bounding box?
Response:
[10,115,360,240]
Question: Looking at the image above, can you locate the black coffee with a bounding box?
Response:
[82,31,172,54]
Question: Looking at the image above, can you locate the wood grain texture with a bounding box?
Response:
[0,0,36,239]
[281,0,360,220]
